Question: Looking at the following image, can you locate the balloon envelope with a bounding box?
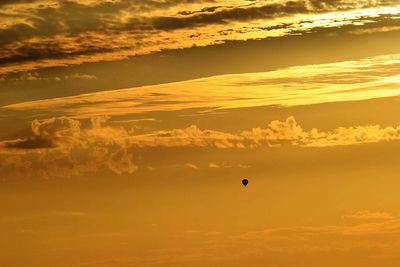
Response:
[242,179,249,186]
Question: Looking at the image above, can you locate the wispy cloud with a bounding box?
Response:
[235,216,400,245]
[344,211,395,220]
[4,54,400,118]
[348,25,400,34]
[4,71,97,82]
[184,163,199,170]
[51,214,400,266]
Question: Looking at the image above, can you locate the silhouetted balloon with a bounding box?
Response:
[242,179,249,186]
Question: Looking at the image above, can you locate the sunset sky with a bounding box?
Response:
[1,1,400,266]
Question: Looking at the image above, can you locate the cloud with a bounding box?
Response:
[227,218,400,257]
[345,211,395,220]
[2,136,56,149]
[4,71,97,81]
[237,219,400,240]
[0,0,399,75]
[62,215,400,266]
[348,25,400,35]
[237,164,251,168]
[149,1,311,31]
[0,0,38,7]
[4,53,400,119]
[0,116,137,180]
[208,162,220,168]
[148,0,400,31]
[2,115,400,180]
[63,73,97,80]
[129,125,244,149]
[128,116,400,149]
[208,162,250,168]
[184,163,199,169]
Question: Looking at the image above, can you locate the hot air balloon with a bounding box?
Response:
[242,179,249,186]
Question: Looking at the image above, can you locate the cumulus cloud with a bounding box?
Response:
[128,116,400,149]
[1,115,400,180]
[129,125,245,149]
[0,116,137,180]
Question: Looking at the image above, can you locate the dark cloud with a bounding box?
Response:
[149,0,400,31]
[2,136,55,149]
[1,0,394,46]
[0,0,213,45]
[0,0,399,74]
[178,5,223,16]
[0,116,138,180]
[0,2,122,46]
[0,117,81,150]
[0,38,116,65]
[0,23,36,46]
[0,0,37,7]
[152,1,309,30]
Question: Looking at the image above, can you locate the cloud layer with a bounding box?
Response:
[4,53,400,118]
[1,0,399,75]
[47,210,400,267]
[1,115,400,180]
[130,116,400,148]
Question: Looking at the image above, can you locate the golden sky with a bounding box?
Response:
[1,1,400,267]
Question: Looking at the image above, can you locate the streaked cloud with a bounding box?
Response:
[349,25,400,34]
[5,71,97,81]
[45,215,400,266]
[208,162,220,168]
[233,218,400,248]
[208,162,251,168]
[4,54,400,118]
[184,163,199,170]
[345,211,395,220]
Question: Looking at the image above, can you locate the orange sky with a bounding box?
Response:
[1,1,400,267]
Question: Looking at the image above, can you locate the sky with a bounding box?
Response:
[1,1,400,266]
